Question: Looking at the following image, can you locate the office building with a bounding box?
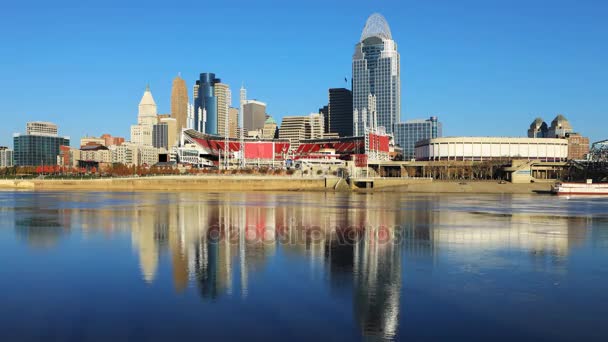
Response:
[13,122,70,166]
[160,118,177,150]
[309,113,325,140]
[279,116,310,152]
[547,114,574,138]
[194,73,221,134]
[215,83,232,137]
[26,122,58,136]
[353,13,400,135]
[137,85,158,125]
[228,107,239,138]
[110,143,139,165]
[394,117,442,160]
[171,74,189,135]
[262,117,278,139]
[278,113,326,151]
[131,85,158,146]
[243,100,267,134]
[0,147,13,168]
[566,133,590,160]
[319,105,329,132]
[153,122,169,149]
[528,118,548,138]
[328,88,353,137]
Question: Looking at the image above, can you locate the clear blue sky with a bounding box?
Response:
[1,0,606,147]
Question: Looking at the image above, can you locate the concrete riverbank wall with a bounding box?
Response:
[0,176,552,194]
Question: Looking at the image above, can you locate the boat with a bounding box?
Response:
[552,179,608,195]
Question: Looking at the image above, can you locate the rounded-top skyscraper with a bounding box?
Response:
[360,13,393,41]
[353,13,400,135]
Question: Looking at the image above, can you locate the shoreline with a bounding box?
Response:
[0,176,554,194]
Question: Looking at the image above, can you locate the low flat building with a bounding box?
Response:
[415,137,569,162]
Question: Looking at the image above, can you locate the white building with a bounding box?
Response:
[110,143,139,165]
[26,121,58,136]
[415,137,569,162]
[309,113,325,139]
[0,147,13,167]
[131,85,158,146]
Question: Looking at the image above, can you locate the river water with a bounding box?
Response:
[1,191,607,341]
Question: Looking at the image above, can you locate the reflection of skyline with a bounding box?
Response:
[9,192,600,340]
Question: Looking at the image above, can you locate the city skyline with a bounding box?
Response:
[1,0,607,147]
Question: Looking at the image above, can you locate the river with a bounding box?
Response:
[1,191,607,341]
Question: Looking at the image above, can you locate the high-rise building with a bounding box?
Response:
[394,117,442,160]
[309,113,325,140]
[262,117,278,139]
[0,147,13,168]
[279,116,310,152]
[243,100,267,134]
[215,83,232,137]
[26,122,58,136]
[194,73,221,134]
[13,122,70,166]
[319,105,329,133]
[160,118,177,151]
[278,113,326,151]
[131,85,158,146]
[328,88,353,137]
[228,107,239,138]
[548,114,574,138]
[352,13,400,135]
[137,85,158,125]
[152,118,177,151]
[152,123,169,149]
[171,74,189,136]
[528,118,549,138]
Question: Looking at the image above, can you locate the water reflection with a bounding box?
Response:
[5,191,606,340]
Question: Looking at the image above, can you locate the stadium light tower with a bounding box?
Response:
[239,85,247,168]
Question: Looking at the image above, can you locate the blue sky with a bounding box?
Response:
[0,0,606,147]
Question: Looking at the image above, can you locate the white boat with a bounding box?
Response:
[552,179,608,195]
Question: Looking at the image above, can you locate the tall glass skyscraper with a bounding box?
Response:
[194,73,220,134]
[394,117,442,160]
[352,13,400,135]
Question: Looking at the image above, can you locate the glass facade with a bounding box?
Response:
[394,117,442,160]
[194,73,220,134]
[152,123,169,149]
[328,88,353,137]
[353,15,400,135]
[13,134,70,166]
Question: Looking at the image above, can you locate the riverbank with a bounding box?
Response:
[0,176,553,194]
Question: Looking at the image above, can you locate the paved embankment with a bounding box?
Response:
[0,177,553,194]
[396,181,553,194]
